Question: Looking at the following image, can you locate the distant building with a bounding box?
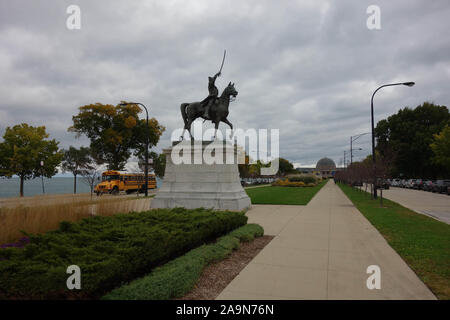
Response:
[315,157,337,178]
[295,157,341,178]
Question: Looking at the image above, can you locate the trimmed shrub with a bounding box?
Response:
[287,175,317,184]
[228,223,264,241]
[0,208,247,299]
[102,224,264,300]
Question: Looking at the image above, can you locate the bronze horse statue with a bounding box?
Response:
[180,82,238,140]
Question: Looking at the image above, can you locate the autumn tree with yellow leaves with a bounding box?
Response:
[69,103,165,170]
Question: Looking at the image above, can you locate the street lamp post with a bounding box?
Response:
[120,102,150,197]
[350,147,363,165]
[371,82,414,199]
[350,132,370,165]
[344,150,348,168]
[345,148,362,169]
[40,160,45,195]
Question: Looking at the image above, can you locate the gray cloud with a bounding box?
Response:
[0,0,449,168]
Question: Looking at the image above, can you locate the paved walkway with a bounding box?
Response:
[217,181,436,300]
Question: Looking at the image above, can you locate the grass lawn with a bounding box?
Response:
[338,183,450,300]
[245,180,327,205]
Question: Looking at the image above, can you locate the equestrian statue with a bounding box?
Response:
[180,50,238,140]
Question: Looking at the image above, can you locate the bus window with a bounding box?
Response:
[102,175,119,182]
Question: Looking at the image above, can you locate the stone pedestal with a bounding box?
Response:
[150,140,251,211]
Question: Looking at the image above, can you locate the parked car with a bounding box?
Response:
[412,179,424,190]
[432,180,450,193]
[406,179,415,189]
[390,179,399,187]
[376,179,390,190]
[422,180,434,192]
[447,186,450,196]
[402,179,410,188]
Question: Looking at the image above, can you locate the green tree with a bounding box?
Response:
[0,123,63,197]
[248,163,260,177]
[375,102,449,178]
[69,103,165,170]
[61,146,94,194]
[277,157,295,176]
[150,152,166,178]
[430,125,450,173]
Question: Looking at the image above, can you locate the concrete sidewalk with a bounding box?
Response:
[217,181,436,300]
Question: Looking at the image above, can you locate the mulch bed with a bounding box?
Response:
[179,235,274,300]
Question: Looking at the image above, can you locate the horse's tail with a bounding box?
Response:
[180,103,189,125]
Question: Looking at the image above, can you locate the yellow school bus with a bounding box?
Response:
[94,170,157,195]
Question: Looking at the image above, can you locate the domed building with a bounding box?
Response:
[315,157,336,178]
[295,157,341,177]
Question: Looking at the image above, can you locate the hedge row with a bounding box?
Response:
[0,208,247,299]
[272,179,317,187]
[287,175,317,184]
[103,223,264,300]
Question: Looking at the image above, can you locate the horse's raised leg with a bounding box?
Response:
[222,118,233,140]
[213,121,220,140]
[186,120,194,140]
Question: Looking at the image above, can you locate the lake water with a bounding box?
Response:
[0,177,162,198]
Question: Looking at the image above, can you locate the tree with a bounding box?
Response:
[238,154,251,178]
[0,123,63,197]
[277,158,295,176]
[248,163,260,178]
[61,146,94,194]
[375,102,449,178]
[430,125,450,173]
[80,164,102,199]
[69,103,165,170]
[149,152,166,178]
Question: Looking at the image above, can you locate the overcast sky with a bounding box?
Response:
[0,0,449,168]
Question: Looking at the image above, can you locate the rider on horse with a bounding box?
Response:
[201,71,221,119]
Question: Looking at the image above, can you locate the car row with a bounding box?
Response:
[390,178,450,194]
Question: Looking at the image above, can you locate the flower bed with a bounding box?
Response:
[272,178,318,187]
[0,208,247,299]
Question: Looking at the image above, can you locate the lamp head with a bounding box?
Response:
[403,82,415,87]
